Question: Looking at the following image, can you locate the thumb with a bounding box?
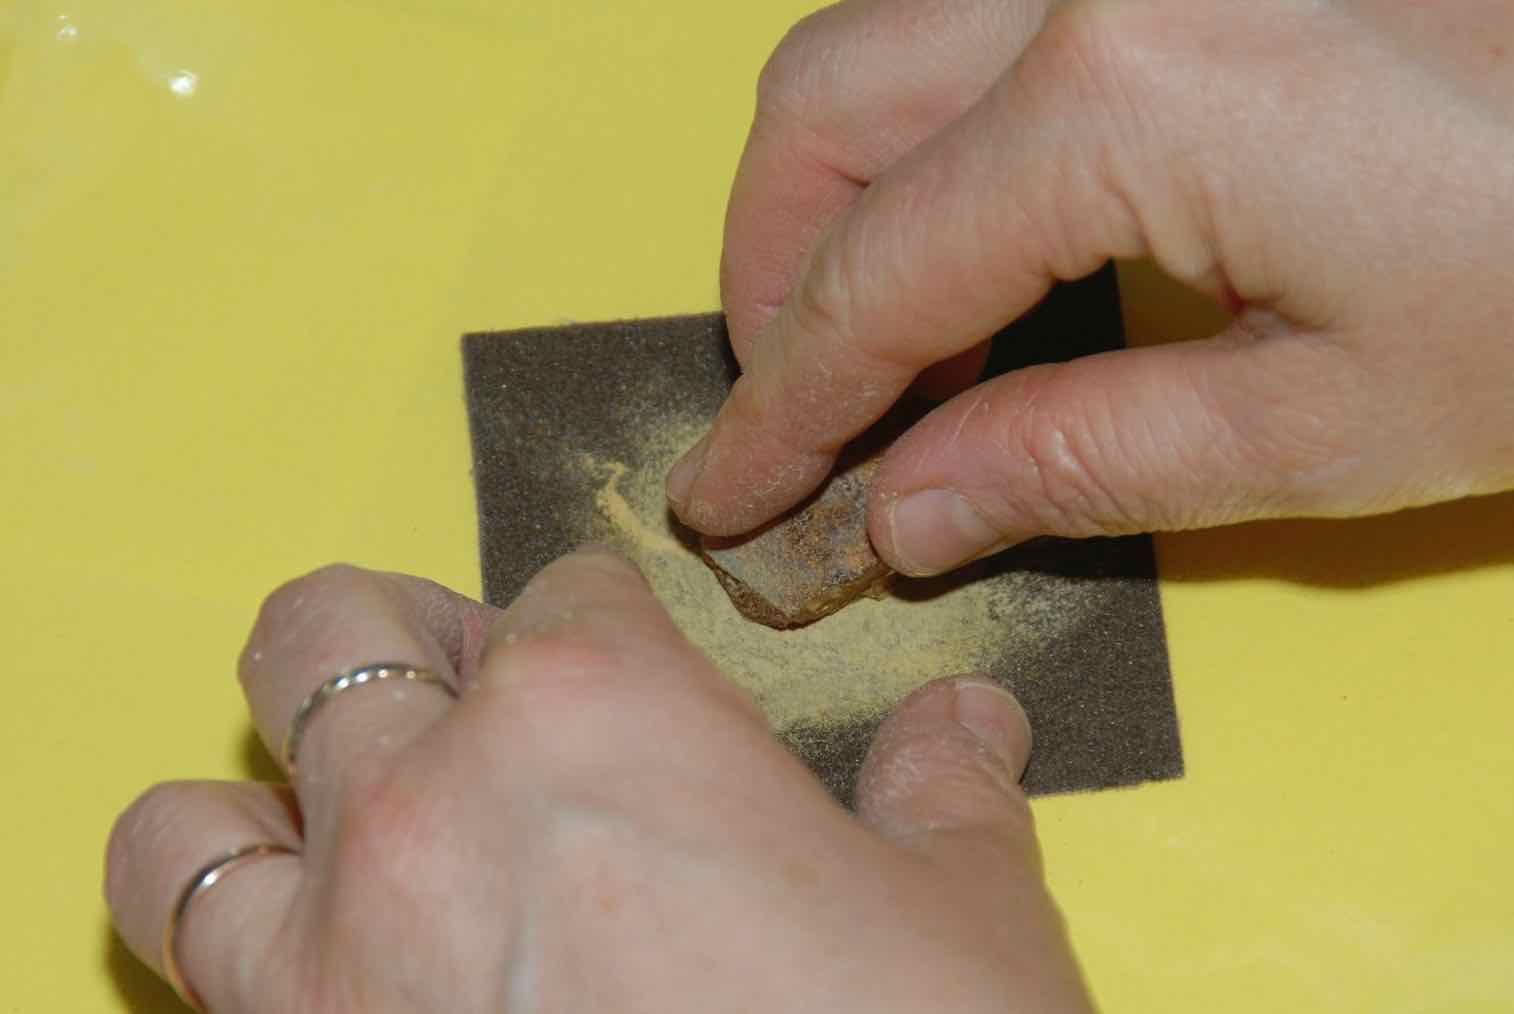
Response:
[669,5,1177,536]
[857,677,1093,1012]
[867,323,1373,575]
[855,677,1039,874]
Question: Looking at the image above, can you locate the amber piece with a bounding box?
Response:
[700,454,893,629]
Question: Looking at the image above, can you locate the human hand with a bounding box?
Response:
[668,0,1514,576]
[106,549,1092,1013]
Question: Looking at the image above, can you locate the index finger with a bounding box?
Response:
[723,0,1050,360]
[237,567,501,816]
[668,114,1028,536]
[668,8,1143,536]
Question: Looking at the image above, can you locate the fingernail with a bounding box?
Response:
[666,432,711,508]
[953,679,1031,775]
[886,489,1003,576]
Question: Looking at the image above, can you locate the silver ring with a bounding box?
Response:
[163,843,300,1012]
[282,663,457,776]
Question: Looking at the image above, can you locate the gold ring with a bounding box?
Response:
[282,663,456,776]
[162,843,300,1012]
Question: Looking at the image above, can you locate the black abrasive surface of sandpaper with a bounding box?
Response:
[462,266,1183,800]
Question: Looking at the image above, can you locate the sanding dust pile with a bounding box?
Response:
[574,416,1085,732]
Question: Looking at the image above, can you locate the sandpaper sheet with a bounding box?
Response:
[462,267,1182,799]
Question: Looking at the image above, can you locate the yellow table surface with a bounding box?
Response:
[4,1,1512,1009]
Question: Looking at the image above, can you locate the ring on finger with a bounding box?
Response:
[282,663,457,777]
[162,843,300,1012]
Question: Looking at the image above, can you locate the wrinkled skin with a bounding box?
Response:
[668,0,1514,577]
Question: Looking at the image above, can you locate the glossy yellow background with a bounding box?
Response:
[3,1,1511,1010]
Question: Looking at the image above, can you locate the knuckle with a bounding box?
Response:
[106,781,201,904]
[788,234,858,348]
[1222,341,1369,504]
[519,549,654,622]
[553,545,647,587]
[490,632,634,769]
[501,629,626,702]
[789,191,942,378]
[330,770,445,891]
[110,781,198,847]
[1034,1,1143,103]
[239,563,376,686]
[1011,401,1142,535]
[244,563,368,638]
[862,727,1034,836]
[1014,2,1160,269]
[489,628,756,781]
[262,563,371,616]
[755,11,831,118]
[105,789,157,894]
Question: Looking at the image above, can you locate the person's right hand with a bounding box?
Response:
[669,0,1514,576]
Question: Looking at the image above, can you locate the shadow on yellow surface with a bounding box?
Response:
[238,728,285,785]
[1163,492,1514,588]
[105,922,185,1014]
[1117,260,1514,591]
[101,734,284,1012]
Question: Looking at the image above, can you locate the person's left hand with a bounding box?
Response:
[106,549,1091,1013]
